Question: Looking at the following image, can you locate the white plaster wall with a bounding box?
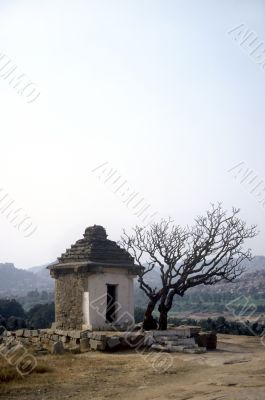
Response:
[83,268,135,331]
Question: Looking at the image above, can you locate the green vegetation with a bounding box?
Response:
[15,290,54,312]
[0,299,25,319]
[171,291,265,314]
[168,316,265,336]
[0,299,55,330]
[135,306,265,336]
[26,303,55,329]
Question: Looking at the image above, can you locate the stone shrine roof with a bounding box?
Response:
[50,225,135,270]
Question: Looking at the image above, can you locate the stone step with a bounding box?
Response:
[183,347,207,354]
[152,326,201,338]
[168,342,198,348]
[151,344,170,352]
[156,337,195,346]
[151,343,202,353]
[153,330,186,338]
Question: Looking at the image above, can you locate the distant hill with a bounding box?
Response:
[240,255,265,272]
[0,263,54,297]
[1,255,265,303]
[134,256,265,308]
[29,263,54,280]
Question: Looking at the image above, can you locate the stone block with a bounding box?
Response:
[80,338,90,352]
[124,333,145,348]
[31,330,39,337]
[55,329,67,336]
[144,334,155,347]
[174,326,201,337]
[15,329,24,337]
[195,332,217,350]
[106,337,121,351]
[151,344,169,352]
[153,330,181,338]
[167,345,185,352]
[80,330,92,339]
[67,331,81,339]
[60,336,69,344]
[90,339,106,351]
[51,341,64,355]
[157,337,195,346]
[24,330,31,338]
[91,333,107,342]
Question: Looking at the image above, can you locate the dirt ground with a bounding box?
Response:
[1,334,265,400]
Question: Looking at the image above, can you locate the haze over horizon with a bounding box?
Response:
[0,0,265,268]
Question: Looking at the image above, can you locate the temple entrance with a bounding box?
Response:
[106,284,117,323]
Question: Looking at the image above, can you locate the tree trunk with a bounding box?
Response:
[158,304,168,330]
[143,299,158,330]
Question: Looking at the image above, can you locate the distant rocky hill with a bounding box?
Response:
[134,256,265,307]
[0,255,264,301]
[189,268,265,296]
[0,263,54,297]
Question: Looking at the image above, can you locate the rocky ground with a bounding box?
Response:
[0,334,265,400]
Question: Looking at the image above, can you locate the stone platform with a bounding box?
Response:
[0,325,216,355]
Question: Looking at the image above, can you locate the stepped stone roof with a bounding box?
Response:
[49,225,137,273]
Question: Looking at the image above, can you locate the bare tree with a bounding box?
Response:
[120,204,258,330]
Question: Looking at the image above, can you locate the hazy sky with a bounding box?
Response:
[0,0,265,268]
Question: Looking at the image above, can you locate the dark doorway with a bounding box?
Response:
[106,284,117,323]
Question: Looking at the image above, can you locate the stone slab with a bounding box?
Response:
[67,331,81,339]
[183,347,207,354]
[80,338,90,352]
[51,341,64,355]
[151,344,170,352]
[15,329,24,337]
[90,339,106,351]
[106,337,121,350]
[80,330,92,339]
[157,338,195,346]
[91,333,107,342]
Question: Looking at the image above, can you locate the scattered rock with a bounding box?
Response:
[80,338,90,352]
[144,334,155,347]
[123,333,145,348]
[51,341,65,355]
[195,332,217,349]
[106,337,121,351]
[90,339,106,351]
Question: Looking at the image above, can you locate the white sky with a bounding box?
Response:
[0,0,265,268]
